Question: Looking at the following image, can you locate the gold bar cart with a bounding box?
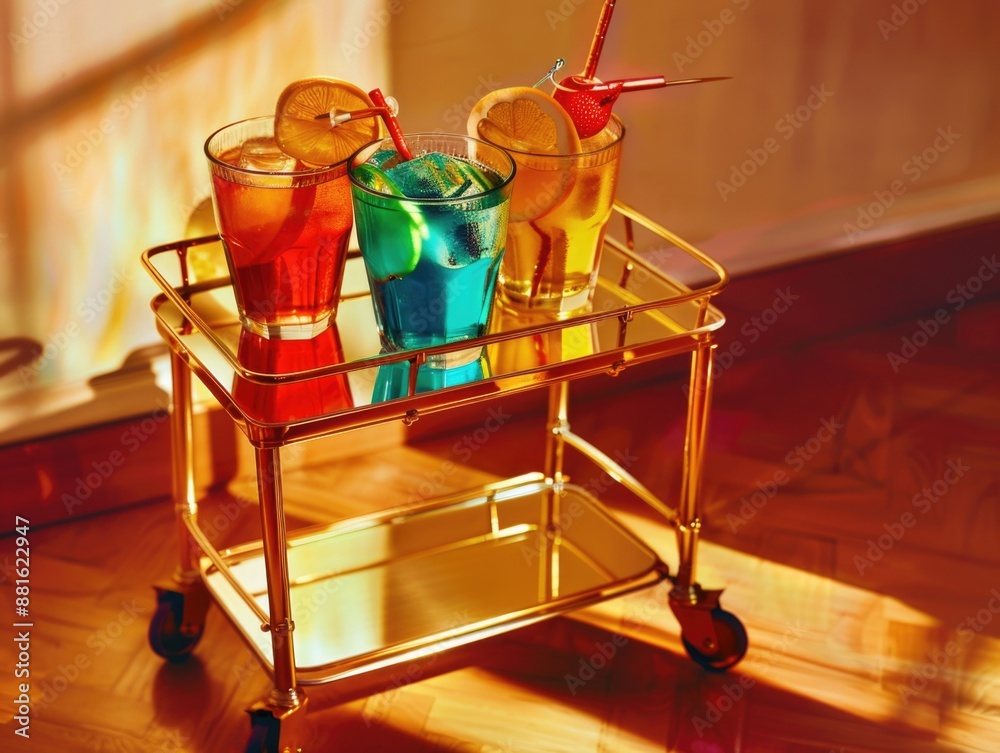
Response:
[141,202,746,752]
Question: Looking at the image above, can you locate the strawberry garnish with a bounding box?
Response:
[553,77,624,139]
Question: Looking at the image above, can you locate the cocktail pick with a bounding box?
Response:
[533,58,566,89]
[553,75,732,138]
[314,88,414,161]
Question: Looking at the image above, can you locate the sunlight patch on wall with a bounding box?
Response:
[1,0,391,427]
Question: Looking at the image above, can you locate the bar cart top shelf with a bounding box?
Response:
[141,201,727,445]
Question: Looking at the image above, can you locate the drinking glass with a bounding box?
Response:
[485,115,624,314]
[348,133,515,367]
[206,116,353,340]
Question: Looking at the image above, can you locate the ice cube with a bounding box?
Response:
[450,159,501,196]
[353,163,404,196]
[237,137,299,172]
[386,153,498,200]
[368,148,403,171]
[451,209,504,265]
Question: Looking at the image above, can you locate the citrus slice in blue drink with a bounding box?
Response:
[351,161,425,280]
[353,163,404,196]
[275,77,383,166]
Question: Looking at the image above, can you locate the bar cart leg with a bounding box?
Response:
[540,382,571,601]
[544,381,570,489]
[245,446,308,753]
[668,339,748,671]
[148,351,210,661]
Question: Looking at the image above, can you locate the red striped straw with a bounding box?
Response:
[583,0,617,80]
[369,88,413,161]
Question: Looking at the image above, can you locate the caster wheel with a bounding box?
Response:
[148,594,204,662]
[245,713,280,753]
[682,609,748,672]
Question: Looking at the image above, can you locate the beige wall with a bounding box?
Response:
[2,0,998,436]
[389,0,1000,270]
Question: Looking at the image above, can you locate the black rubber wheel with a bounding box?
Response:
[244,723,268,753]
[245,714,280,753]
[148,598,204,662]
[681,609,748,672]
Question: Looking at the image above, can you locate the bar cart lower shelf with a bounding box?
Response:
[201,476,665,683]
[142,203,747,752]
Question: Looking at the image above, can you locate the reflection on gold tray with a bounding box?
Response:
[201,474,664,685]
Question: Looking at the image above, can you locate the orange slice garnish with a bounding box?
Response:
[468,86,581,155]
[468,87,580,222]
[275,77,383,166]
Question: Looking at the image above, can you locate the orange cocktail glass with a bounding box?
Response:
[206,116,353,340]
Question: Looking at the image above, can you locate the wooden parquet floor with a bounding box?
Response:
[1,296,999,752]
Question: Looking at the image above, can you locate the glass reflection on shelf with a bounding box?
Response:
[233,325,354,422]
[488,299,599,375]
[371,348,490,403]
